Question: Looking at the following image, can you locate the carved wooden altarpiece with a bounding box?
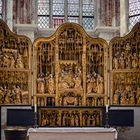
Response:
[110,22,140,106]
[33,23,108,108]
[33,23,108,126]
[0,19,32,105]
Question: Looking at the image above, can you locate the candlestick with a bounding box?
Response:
[34,103,37,113]
[106,104,108,113]
[105,104,109,128]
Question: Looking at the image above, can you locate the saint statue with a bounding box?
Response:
[48,74,55,94]
[74,75,82,89]
[15,53,24,68]
[97,74,104,95]
[113,54,119,69]
[132,53,138,69]
[37,75,45,93]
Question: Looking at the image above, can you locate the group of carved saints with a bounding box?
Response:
[0,19,140,126]
[39,108,102,127]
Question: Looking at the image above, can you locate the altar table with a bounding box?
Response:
[28,127,117,140]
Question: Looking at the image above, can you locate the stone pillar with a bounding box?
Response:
[79,0,82,25]
[13,0,36,24]
[13,0,38,42]
[49,0,53,28]
[6,0,13,31]
[94,0,120,42]
[120,0,129,36]
[15,24,37,42]
[64,0,68,22]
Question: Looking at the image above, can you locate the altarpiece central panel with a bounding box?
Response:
[33,23,108,127]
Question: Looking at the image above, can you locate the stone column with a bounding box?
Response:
[13,0,38,42]
[94,0,120,42]
[6,0,13,31]
[79,0,82,25]
[49,0,53,28]
[15,24,37,42]
[64,0,68,22]
[120,0,129,36]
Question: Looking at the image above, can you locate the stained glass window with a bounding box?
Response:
[129,0,140,30]
[38,0,50,28]
[0,0,3,19]
[53,17,64,28]
[53,0,64,15]
[82,0,94,29]
[53,0,64,28]
[82,18,94,30]
[68,0,79,16]
[83,0,94,16]
[38,0,95,30]
[68,17,79,23]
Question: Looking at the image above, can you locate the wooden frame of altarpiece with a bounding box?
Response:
[33,23,108,127]
[0,19,32,106]
[109,22,140,106]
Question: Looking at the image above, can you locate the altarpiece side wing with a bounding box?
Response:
[0,19,32,105]
[110,22,140,106]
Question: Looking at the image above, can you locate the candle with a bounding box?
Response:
[34,103,37,113]
[106,104,109,113]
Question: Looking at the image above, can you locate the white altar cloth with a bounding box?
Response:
[28,127,117,140]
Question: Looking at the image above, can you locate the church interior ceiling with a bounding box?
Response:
[0,19,140,126]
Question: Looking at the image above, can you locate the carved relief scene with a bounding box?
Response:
[110,22,140,106]
[34,23,108,107]
[35,41,56,106]
[0,20,32,105]
[111,72,140,105]
[86,42,106,106]
[58,28,83,106]
[39,108,102,127]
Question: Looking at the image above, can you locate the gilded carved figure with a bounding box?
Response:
[48,74,55,94]
[74,75,82,89]
[113,54,119,69]
[16,53,25,68]
[97,74,104,95]
[132,53,138,69]
[113,89,119,104]
[37,75,45,93]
